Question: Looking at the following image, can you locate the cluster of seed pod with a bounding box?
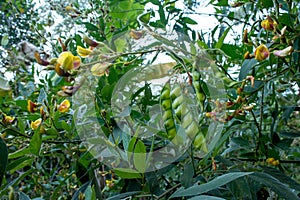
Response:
[160,81,207,151]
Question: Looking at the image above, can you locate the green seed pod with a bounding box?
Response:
[170,85,181,99]
[180,103,199,138]
[8,186,15,200]
[194,132,208,152]
[172,95,183,110]
[161,82,176,140]
[170,84,183,122]
[192,68,206,112]
[161,99,171,110]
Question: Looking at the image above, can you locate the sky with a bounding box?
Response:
[2,0,243,82]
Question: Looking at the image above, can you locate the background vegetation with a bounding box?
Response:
[0,0,299,199]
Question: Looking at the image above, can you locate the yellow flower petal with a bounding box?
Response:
[3,114,15,124]
[58,99,71,113]
[254,44,269,61]
[77,46,92,58]
[57,52,81,71]
[31,118,42,130]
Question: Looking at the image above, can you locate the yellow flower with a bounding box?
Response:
[254,44,269,61]
[77,46,92,58]
[266,157,274,164]
[105,179,115,188]
[261,16,277,32]
[27,100,38,113]
[31,118,42,130]
[91,62,110,76]
[271,160,280,166]
[58,99,71,113]
[3,114,15,124]
[56,52,81,72]
[266,158,280,166]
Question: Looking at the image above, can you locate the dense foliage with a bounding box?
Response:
[0,0,300,199]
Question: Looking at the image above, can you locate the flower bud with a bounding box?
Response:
[130,29,143,40]
[91,62,110,76]
[237,87,243,94]
[261,16,277,32]
[83,35,99,47]
[226,101,234,108]
[271,160,280,166]
[273,46,293,57]
[242,29,248,43]
[266,157,275,164]
[34,52,50,66]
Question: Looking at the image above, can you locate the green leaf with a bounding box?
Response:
[158,4,167,26]
[6,156,33,173]
[8,147,30,159]
[83,22,99,31]
[250,172,299,199]
[0,76,11,97]
[138,12,151,24]
[221,44,243,59]
[18,191,31,200]
[128,136,138,153]
[0,138,8,186]
[197,40,209,49]
[16,100,28,111]
[107,191,141,200]
[84,185,96,200]
[72,181,92,200]
[0,169,34,196]
[215,27,231,49]
[238,59,258,81]
[182,17,198,25]
[279,131,300,138]
[101,83,115,103]
[188,196,226,200]
[0,76,10,91]
[1,34,9,46]
[29,130,42,156]
[181,162,194,188]
[78,151,94,169]
[18,119,26,134]
[114,168,142,179]
[170,172,253,198]
[260,166,300,191]
[213,0,229,6]
[61,120,71,133]
[133,140,147,173]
